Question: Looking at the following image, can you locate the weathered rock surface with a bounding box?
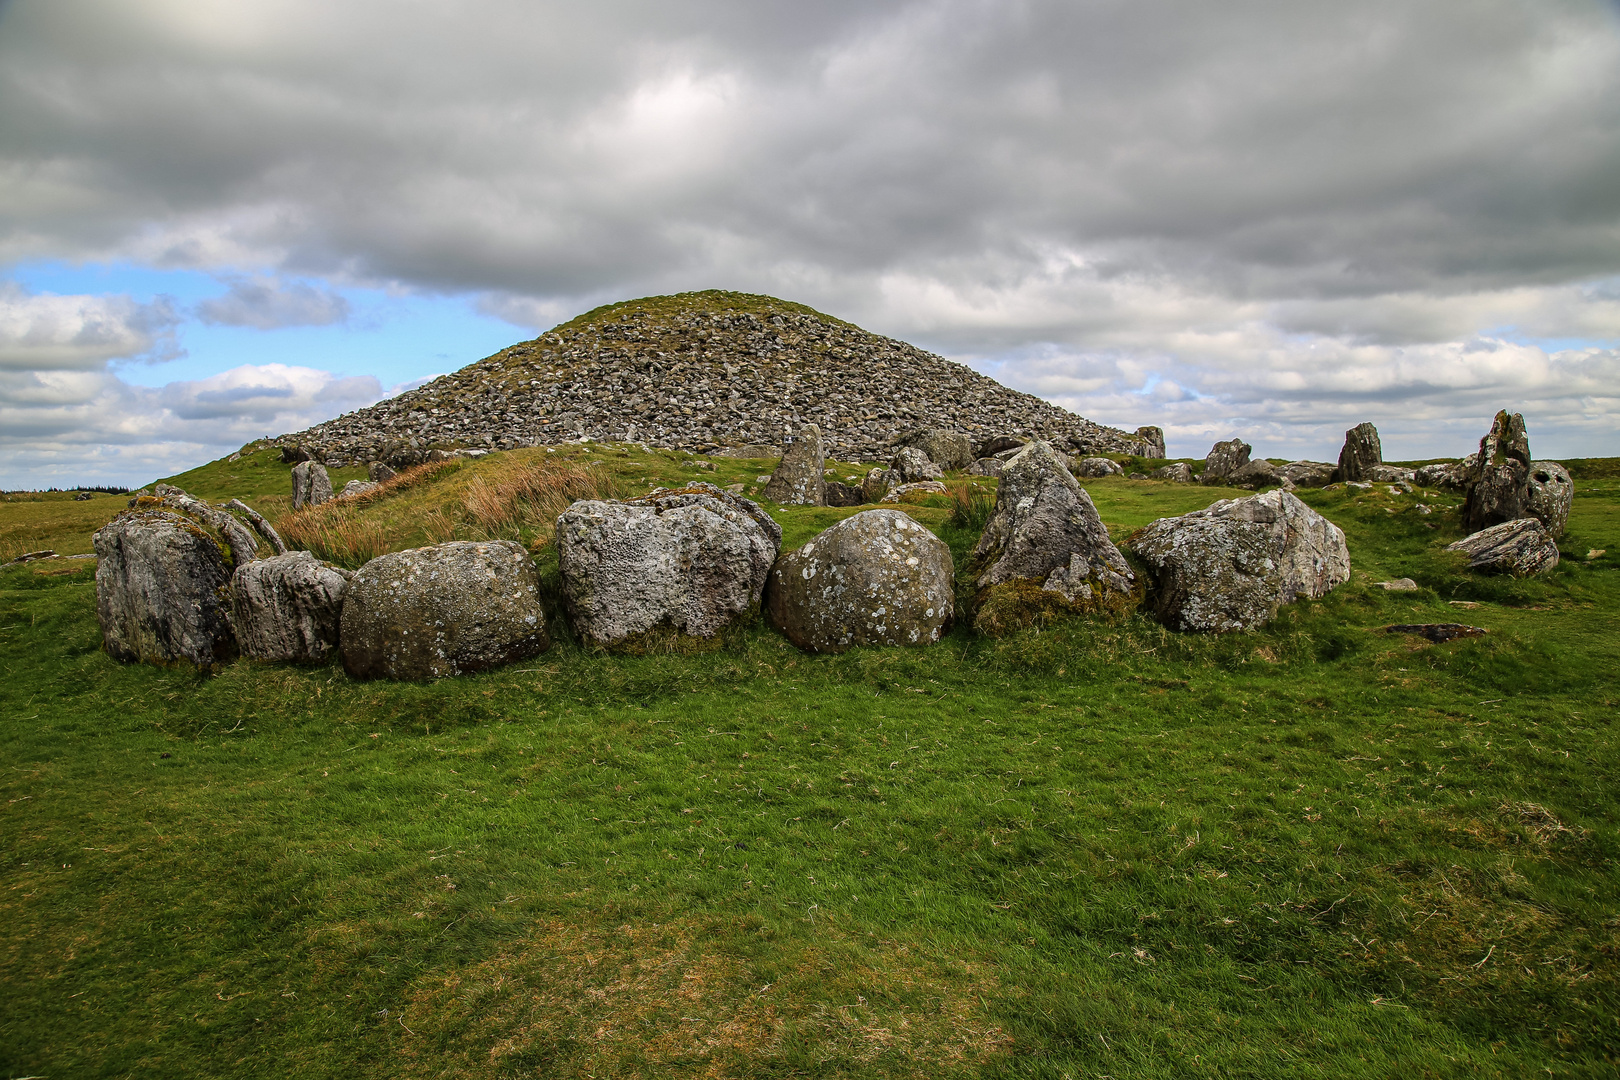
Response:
[1337,423,1383,481]
[1446,518,1559,576]
[1367,464,1416,483]
[291,461,334,510]
[896,428,972,471]
[368,461,397,483]
[766,509,953,653]
[968,441,1138,632]
[762,424,826,506]
[1526,461,1574,538]
[976,435,1027,458]
[1462,411,1532,534]
[557,483,780,648]
[232,551,351,662]
[825,481,864,507]
[860,467,893,503]
[881,481,948,502]
[888,446,944,484]
[340,541,549,680]
[1416,458,1473,490]
[967,458,1004,478]
[1126,490,1350,633]
[1152,462,1194,483]
[1202,439,1252,483]
[1135,426,1167,459]
[93,509,238,669]
[1278,461,1331,487]
[276,292,1160,464]
[1227,459,1283,488]
[341,480,379,498]
[1072,457,1124,478]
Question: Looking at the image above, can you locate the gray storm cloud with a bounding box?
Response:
[1,0,1618,470]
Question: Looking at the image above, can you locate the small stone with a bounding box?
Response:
[1151,462,1194,483]
[881,480,948,502]
[341,480,379,498]
[1071,456,1124,478]
[888,446,944,484]
[1381,623,1487,643]
[895,428,972,471]
[1374,578,1419,591]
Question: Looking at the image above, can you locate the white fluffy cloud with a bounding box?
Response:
[0,284,179,370]
[1,0,1618,472]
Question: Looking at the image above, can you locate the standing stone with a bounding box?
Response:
[1461,411,1532,534]
[557,483,780,648]
[291,461,334,510]
[1525,461,1573,538]
[1202,439,1252,483]
[1446,518,1559,576]
[368,461,398,483]
[1227,459,1283,488]
[888,446,944,483]
[1152,462,1194,483]
[231,551,351,662]
[766,509,954,653]
[896,428,973,471]
[968,441,1139,634]
[340,541,549,680]
[93,509,238,670]
[762,424,827,506]
[1125,490,1350,633]
[1135,426,1167,459]
[1337,423,1383,482]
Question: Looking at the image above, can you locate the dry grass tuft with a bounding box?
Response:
[278,460,458,566]
[461,457,618,542]
[397,917,1012,1078]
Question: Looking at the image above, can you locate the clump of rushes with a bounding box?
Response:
[946,482,995,532]
[461,457,619,546]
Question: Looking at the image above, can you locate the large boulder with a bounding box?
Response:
[1337,423,1382,482]
[765,509,954,653]
[1525,461,1573,538]
[896,428,972,471]
[291,460,334,510]
[1416,458,1473,490]
[1152,462,1194,483]
[1227,459,1283,488]
[888,446,944,484]
[762,424,826,506]
[1279,461,1335,488]
[1125,490,1350,633]
[1071,456,1124,478]
[968,441,1139,633]
[93,509,238,670]
[340,541,549,680]
[557,483,780,648]
[1461,411,1532,534]
[1446,518,1559,576]
[1201,439,1252,484]
[231,551,351,662]
[1135,426,1167,459]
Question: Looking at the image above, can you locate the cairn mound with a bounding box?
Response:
[284,291,1156,464]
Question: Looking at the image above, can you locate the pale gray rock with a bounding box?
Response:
[1416,458,1473,490]
[967,457,1004,478]
[1462,411,1532,534]
[1337,423,1382,482]
[896,428,972,471]
[368,461,397,483]
[1135,426,1167,459]
[93,509,238,670]
[223,499,287,555]
[340,540,549,680]
[1071,456,1124,478]
[1152,462,1194,483]
[557,483,780,647]
[1525,461,1573,538]
[1446,518,1559,576]
[766,509,954,653]
[1280,461,1335,487]
[153,484,263,567]
[888,446,944,484]
[291,461,334,510]
[340,480,379,498]
[969,441,1137,623]
[881,480,948,502]
[1126,490,1350,632]
[1367,464,1416,483]
[231,551,351,662]
[710,444,781,459]
[1202,439,1252,483]
[762,424,827,506]
[1375,578,1419,591]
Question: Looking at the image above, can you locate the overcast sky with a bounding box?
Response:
[3,0,1618,487]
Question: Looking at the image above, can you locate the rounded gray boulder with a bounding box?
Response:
[340,540,548,680]
[766,509,954,653]
[232,551,352,663]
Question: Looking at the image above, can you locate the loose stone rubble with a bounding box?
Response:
[766,509,954,653]
[277,292,1160,465]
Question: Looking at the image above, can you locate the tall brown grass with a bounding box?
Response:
[461,457,619,544]
[278,459,459,567]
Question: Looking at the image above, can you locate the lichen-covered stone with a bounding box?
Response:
[558,484,780,648]
[1152,462,1194,483]
[860,467,893,503]
[1227,459,1283,488]
[1337,423,1382,481]
[1135,426,1166,458]
[1280,461,1335,487]
[1525,461,1573,538]
[895,428,972,471]
[882,480,948,502]
[93,509,238,670]
[1202,439,1252,483]
[766,509,954,653]
[340,541,548,680]
[1446,518,1559,576]
[1071,457,1124,478]
[1416,457,1474,490]
[968,441,1139,633]
[340,479,379,498]
[291,460,334,510]
[975,435,1027,458]
[888,446,944,484]
[232,551,351,662]
[762,424,826,506]
[967,458,1005,478]
[1461,411,1532,533]
[1126,490,1350,633]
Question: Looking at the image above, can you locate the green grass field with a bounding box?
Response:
[3,447,1618,1078]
